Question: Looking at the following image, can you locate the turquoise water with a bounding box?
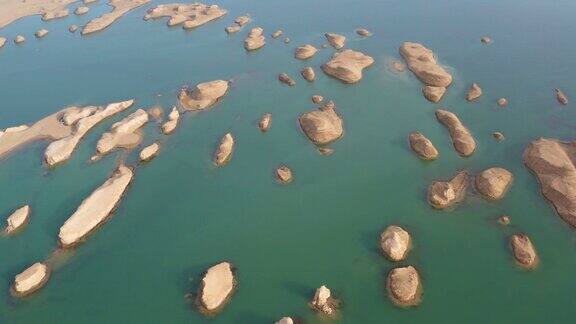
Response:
[1,0,576,322]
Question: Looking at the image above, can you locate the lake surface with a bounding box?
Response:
[1,0,576,323]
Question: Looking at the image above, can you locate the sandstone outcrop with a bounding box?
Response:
[35,29,49,38]
[380,225,411,261]
[197,262,235,314]
[466,83,482,101]
[179,80,229,111]
[400,42,452,87]
[75,6,89,15]
[387,266,422,307]
[214,133,234,166]
[96,109,148,156]
[428,171,468,209]
[322,49,374,83]
[82,0,151,35]
[325,33,345,49]
[4,205,30,234]
[139,143,159,162]
[244,27,265,51]
[301,67,315,81]
[510,233,538,269]
[59,165,133,247]
[278,73,296,86]
[11,263,50,297]
[294,44,317,60]
[259,113,271,132]
[144,3,227,29]
[555,88,568,105]
[298,101,344,145]
[162,107,180,134]
[310,285,338,316]
[356,28,371,36]
[276,166,293,184]
[422,86,446,103]
[475,167,513,200]
[409,132,438,160]
[14,35,25,44]
[435,109,476,157]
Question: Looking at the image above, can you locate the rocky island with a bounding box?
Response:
[294,44,318,60]
[298,101,344,146]
[144,3,227,30]
[435,109,476,157]
[244,27,265,51]
[3,205,30,234]
[11,262,50,297]
[301,67,315,81]
[387,266,422,307]
[162,107,180,134]
[258,113,271,132]
[214,133,234,166]
[475,167,513,200]
[428,171,469,209]
[466,83,483,101]
[310,285,339,316]
[510,233,538,269]
[276,166,293,184]
[322,49,374,83]
[96,108,149,156]
[179,80,229,111]
[139,142,159,162]
[325,32,345,49]
[380,225,411,261]
[197,262,236,315]
[82,0,151,35]
[409,131,438,160]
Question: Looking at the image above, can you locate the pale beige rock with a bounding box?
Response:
[294,44,317,60]
[555,88,568,105]
[82,0,151,35]
[387,266,422,307]
[322,49,374,83]
[428,171,469,209]
[12,263,49,297]
[75,6,89,15]
[59,165,133,247]
[380,225,411,261]
[493,132,505,141]
[475,167,513,200]
[234,15,250,26]
[0,0,75,29]
[214,133,234,166]
[283,37,290,44]
[356,28,371,36]
[310,285,337,316]
[301,67,316,82]
[35,29,49,38]
[84,0,98,4]
[244,27,265,51]
[279,73,295,86]
[162,107,180,134]
[498,215,511,225]
[139,142,159,162]
[299,101,344,145]
[275,317,294,324]
[225,25,240,33]
[4,205,30,234]
[400,42,452,87]
[312,95,323,104]
[422,86,446,103]
[325,32,345,49]
[96,109,148,156]
[435,109,476,157]
[0,37,6,48]
[276,166,292,184]
[197,262,235,313]
[42,7,69,20]
[14,35,25,44]
[61,106,99,126]
[259,113,271,132]
[510,233,538,269]
[144,3,227,29]
[179,80,229,111]
[69,25,79,33]
[466,83,482,101]
[271,30,283,38]
[409,132,438,160]
[497,98,508,106]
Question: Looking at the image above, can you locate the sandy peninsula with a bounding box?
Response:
[0,0,76,29]
[82,0,151,35]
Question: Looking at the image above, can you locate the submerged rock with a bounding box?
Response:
[422,86,446,103]
[162,107,180,134]
[380,225,411,261]
[387,266,422,307]
[278,73,296,86]
[435,109,476,157]
[301,67,316,82]
[259,113,271,132]
[244,27,265,51]
[475,167,513,200]
[59,165,133,247]
[35,29,49,38]
[143,3,227,29]
[69,25,79,33]
[197,262,235,314]
[390,60,406,73]
[271,30,283,38]
[510,233,538,269]
[356,28,371,36]
[322,49,374,83]
[497,98,508,107]
[400,42,452,87]
[428,171,469,209]
[409,132,438,160]
[276,166,293,184]
[179,80,229,111]
[96,109,149,156]
[294,44,318,60]
[148,106,163,122]
[298,101,344,145]
[11,263,50,297]
[480,36,492,44]
[318,147,334,156]
[312,95,324,104]
[555,88,568,105]
[139,143,160,162]
[4,205,30,234]
[214,133,234,166]
[75,6,89,15]
[284,37,290,44]
[14,35,25,44]
[310,285,338,316]
[466,83,482,101]
[325,32,345,49]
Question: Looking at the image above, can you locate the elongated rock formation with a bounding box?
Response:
[4,205,30,234]
[387,266,422,307]
[45,100,134,166]
[409,132,439,160]
[197,262,236,314]
[179,80,229,111]
[278,73,296,86]
[144,3,227,29]
[428,171,468,209]
[524,138,576,227]
[162,107,180,134]
[510,233,538,269]
[322,49,374,83]
[82,0,151,35]
[435,109,476,157]
[59,165,134,247]
[11,262,50,297]
[139,143,160,162]
[475,167,513,200]
[298,101,344,145]
[400,42,452,87]
[380,225,411,261]
[259,113,271,132]
[214,133,234,166]
[96,109,149,156]
[0,0,76,30]
[555,88,568,105]
[225,15,250,33]
[244,27,265,51]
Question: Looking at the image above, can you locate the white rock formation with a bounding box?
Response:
[198,262,235,313]
[139,142,159,162]
[4,205,30,234]
[12,262,49,297]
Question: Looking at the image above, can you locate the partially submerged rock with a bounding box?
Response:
[143,3,226,29]
[356,28,371,37]
[422,86,446,103]
[284,37,290,44]
[271,30,283,38]
[11,263,50,297]
[197,262,236,314]
[4,205,30,234]
[435,109,476,157]
[59,165,133,247]
[400,42,452,87]
[409,132,438,160]
[179,80,229,111]
[139,143,160,162]
[0,37,6,48]
[325,32,345,49]
[35,29,49,38]
[390,60,406,73]
[75,6,89,15]
[298,101,344,145]
[322,49,374,83]
[497,98,508,107]
[214,133,234,166]
[387,266,422,307]
[69,25,79,33]
[466,83,482,101]
[498,215,511,225]
[380,225,411,261]
[259,113,271,132]
[276,166,293,184]
[224,15,250,33]
[312,95,323,104]
[428,171,468,209]
[275,317,294,324]
[475,167,513,200]
[301,67,316,82]
[555,88,568,105]
[244,27,265,51]
[318,147,333,156]
[96,108,149,156]
[310,285,338,316]
[148,106,163,122]
[82,0,151,35]
[162,107,180,134]
[510,233,538,269]
[480,36,492,44]
[14,35,25,44]
[294,44,318,60]
[278,73,296,86]
[493,132,505,141]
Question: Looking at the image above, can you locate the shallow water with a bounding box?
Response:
[1,0,576,322]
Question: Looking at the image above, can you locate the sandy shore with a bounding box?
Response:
[0,0,77,29]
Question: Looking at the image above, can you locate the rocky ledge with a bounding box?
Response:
[214,133,234,166]
[510,233,538,269]
[96,109,149,156]
[322,49,374,83]
[387,266,422,307]
[4,205,30,234]
[380,225,411,261]
[475,167,513,200]
[179,80,229,111]
[11,262,50,297]
[428,171,468,209]
[409,132,438,160]
[298,101,344,146]
[197,262,236,314]
[435,109,476,157]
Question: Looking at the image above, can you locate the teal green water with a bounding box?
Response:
[1,0,576,322]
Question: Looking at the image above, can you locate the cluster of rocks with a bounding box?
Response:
[143,2,226,30]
